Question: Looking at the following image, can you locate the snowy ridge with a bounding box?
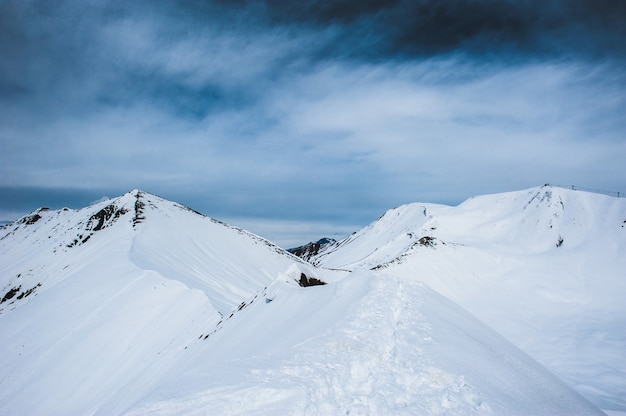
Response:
[126,271,601,416]
[311,202,447,269]
[311,185,626,412]
[0,190,304,315]
[0,187,613,415]
[314,185,624,268]
[0,190,311,415]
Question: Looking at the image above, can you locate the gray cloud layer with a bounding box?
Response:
[1,0,625,246]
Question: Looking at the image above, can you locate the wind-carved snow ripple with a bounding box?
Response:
[266,277,491,415]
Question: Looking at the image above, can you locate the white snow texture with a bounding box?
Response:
[1,186,622,415]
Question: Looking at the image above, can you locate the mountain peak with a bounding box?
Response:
[309,186,625,411]
[287,238,337,262]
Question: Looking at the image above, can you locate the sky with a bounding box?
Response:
[1,0,625,247]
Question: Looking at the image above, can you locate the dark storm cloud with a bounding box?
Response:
[2,0,622,122]
[210,0,626,60]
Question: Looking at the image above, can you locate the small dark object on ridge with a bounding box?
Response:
[298,273,326,287]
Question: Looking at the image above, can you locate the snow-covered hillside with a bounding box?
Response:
[0,190,308,415]
[311,185,626,413]
[0,188,608,415]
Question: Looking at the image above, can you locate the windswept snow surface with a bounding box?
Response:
[126,271,601,416]
[312,185,626,413]
[0,188,606,415]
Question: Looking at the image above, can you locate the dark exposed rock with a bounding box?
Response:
[16,284,41,300]
[288,238,336,262]
[18,214,42,225]
[133,193,146,226]
[297,273,326,287]
[1,283,41,304]
[88,204,128,232]
[418,236,436,247]
[1,286,21,303]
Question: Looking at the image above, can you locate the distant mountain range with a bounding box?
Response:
[1,186,622,415]
[287,237,336,262]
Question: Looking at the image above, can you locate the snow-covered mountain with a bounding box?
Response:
[287,237,337,262]
[310,184,626,413]
[0,190,312,415]
[0,188,611,415]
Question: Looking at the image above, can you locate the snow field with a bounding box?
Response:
[0,187,614,415]
[126,270,600,415]
[312,186,626,413]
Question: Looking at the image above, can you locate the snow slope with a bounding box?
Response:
[0,190,308,415]
[126,270,602,416]
[0,189,607,415]
[312,185,626,412]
